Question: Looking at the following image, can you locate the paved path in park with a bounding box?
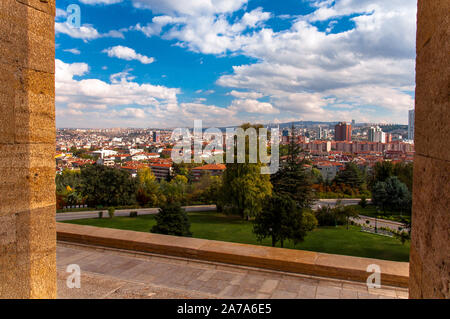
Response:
[57,242,408,299]
[351,215,406,232]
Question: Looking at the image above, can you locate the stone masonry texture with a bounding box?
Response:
[409,0,450,299]
[0,0,56,298]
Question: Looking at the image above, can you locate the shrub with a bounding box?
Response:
[129,211,138,218]
[302,210,318,232]
[314,206,335,226]
[314,206,345,226]
[151,203,192,237]
[108,207,115,218]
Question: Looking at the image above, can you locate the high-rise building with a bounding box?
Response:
[368,126,386,143]
[152,131,160,143]
[335,122,352,141]
[408,109,415,141]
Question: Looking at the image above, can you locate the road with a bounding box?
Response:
[56,205,216,221]
[312,198,368,210]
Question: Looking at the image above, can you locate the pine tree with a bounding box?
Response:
[270,124,315,210]
[253,194,306,247]
[151,203,192,237]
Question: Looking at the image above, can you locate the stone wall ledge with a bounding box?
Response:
[56,223,409,288]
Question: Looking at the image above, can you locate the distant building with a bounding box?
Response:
[149,163,173,180]
[96,158,115,167]
[317,126,327,140]
[91,149,118,159]
[368,126,386,143]
[152,131,160,143]
[191,164,226,181]
[335,122,352,142]
[408,110,415,141]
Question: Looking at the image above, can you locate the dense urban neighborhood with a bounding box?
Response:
[56,122,414,262]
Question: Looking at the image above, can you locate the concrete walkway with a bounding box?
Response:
[57,242,408,299]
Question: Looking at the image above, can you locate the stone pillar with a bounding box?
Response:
[0,0,56,298]
[409,0,449,299]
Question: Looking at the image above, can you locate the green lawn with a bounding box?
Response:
[64,211,410,262]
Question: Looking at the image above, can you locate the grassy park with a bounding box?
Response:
[64,211,410,262]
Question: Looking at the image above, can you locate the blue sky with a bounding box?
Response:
[55,0,417,128]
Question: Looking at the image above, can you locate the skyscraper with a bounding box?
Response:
[335,122,352,141]
[368,126,386,143]
[152,131,160,143]
[408,110,415,141]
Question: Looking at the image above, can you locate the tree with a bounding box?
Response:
[333,162,365,191]
[220,123,272,220]
[393,162,413,192]
[372,176,412,214]
[151,203,192,237]
[333,202,359,230]
[79,165,138,207]
[56,169,82,193]
[371,161,394,186]
[253,194,307,247]
[136,167,159,207]
[271,124,315,210]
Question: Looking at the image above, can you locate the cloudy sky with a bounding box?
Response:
[55,0,417,128]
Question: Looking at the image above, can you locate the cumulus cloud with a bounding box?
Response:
[230,99,279,114]
[56,0,418,125]
[79,0,123,4]
[63,48,81,55]
[55,60,242,128]
[56,59,179,109]
[131,0,248,16]
[133,6,271,54]
[214,0,417,123]
[229,91,264,99]
[55,22,125,41]
[102,46,155,64]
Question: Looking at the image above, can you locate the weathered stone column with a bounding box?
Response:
[0,0,56,298]
[409,0,449,299]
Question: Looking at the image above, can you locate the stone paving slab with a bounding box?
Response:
[57,243,408,299]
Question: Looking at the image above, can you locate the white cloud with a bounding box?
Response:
[214,0,417,123]
[56,59,179,109]
[79,0,123,4]
[63,48,81,55]
[55,59,244,128]
[230,99,279,114]
[131,0,248,16]
[55,22,125,41]
[133,6,271,55]
[102,46,155,64]
[229,90,264,99]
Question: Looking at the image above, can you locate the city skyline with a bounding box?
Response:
[55,0,416,128]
